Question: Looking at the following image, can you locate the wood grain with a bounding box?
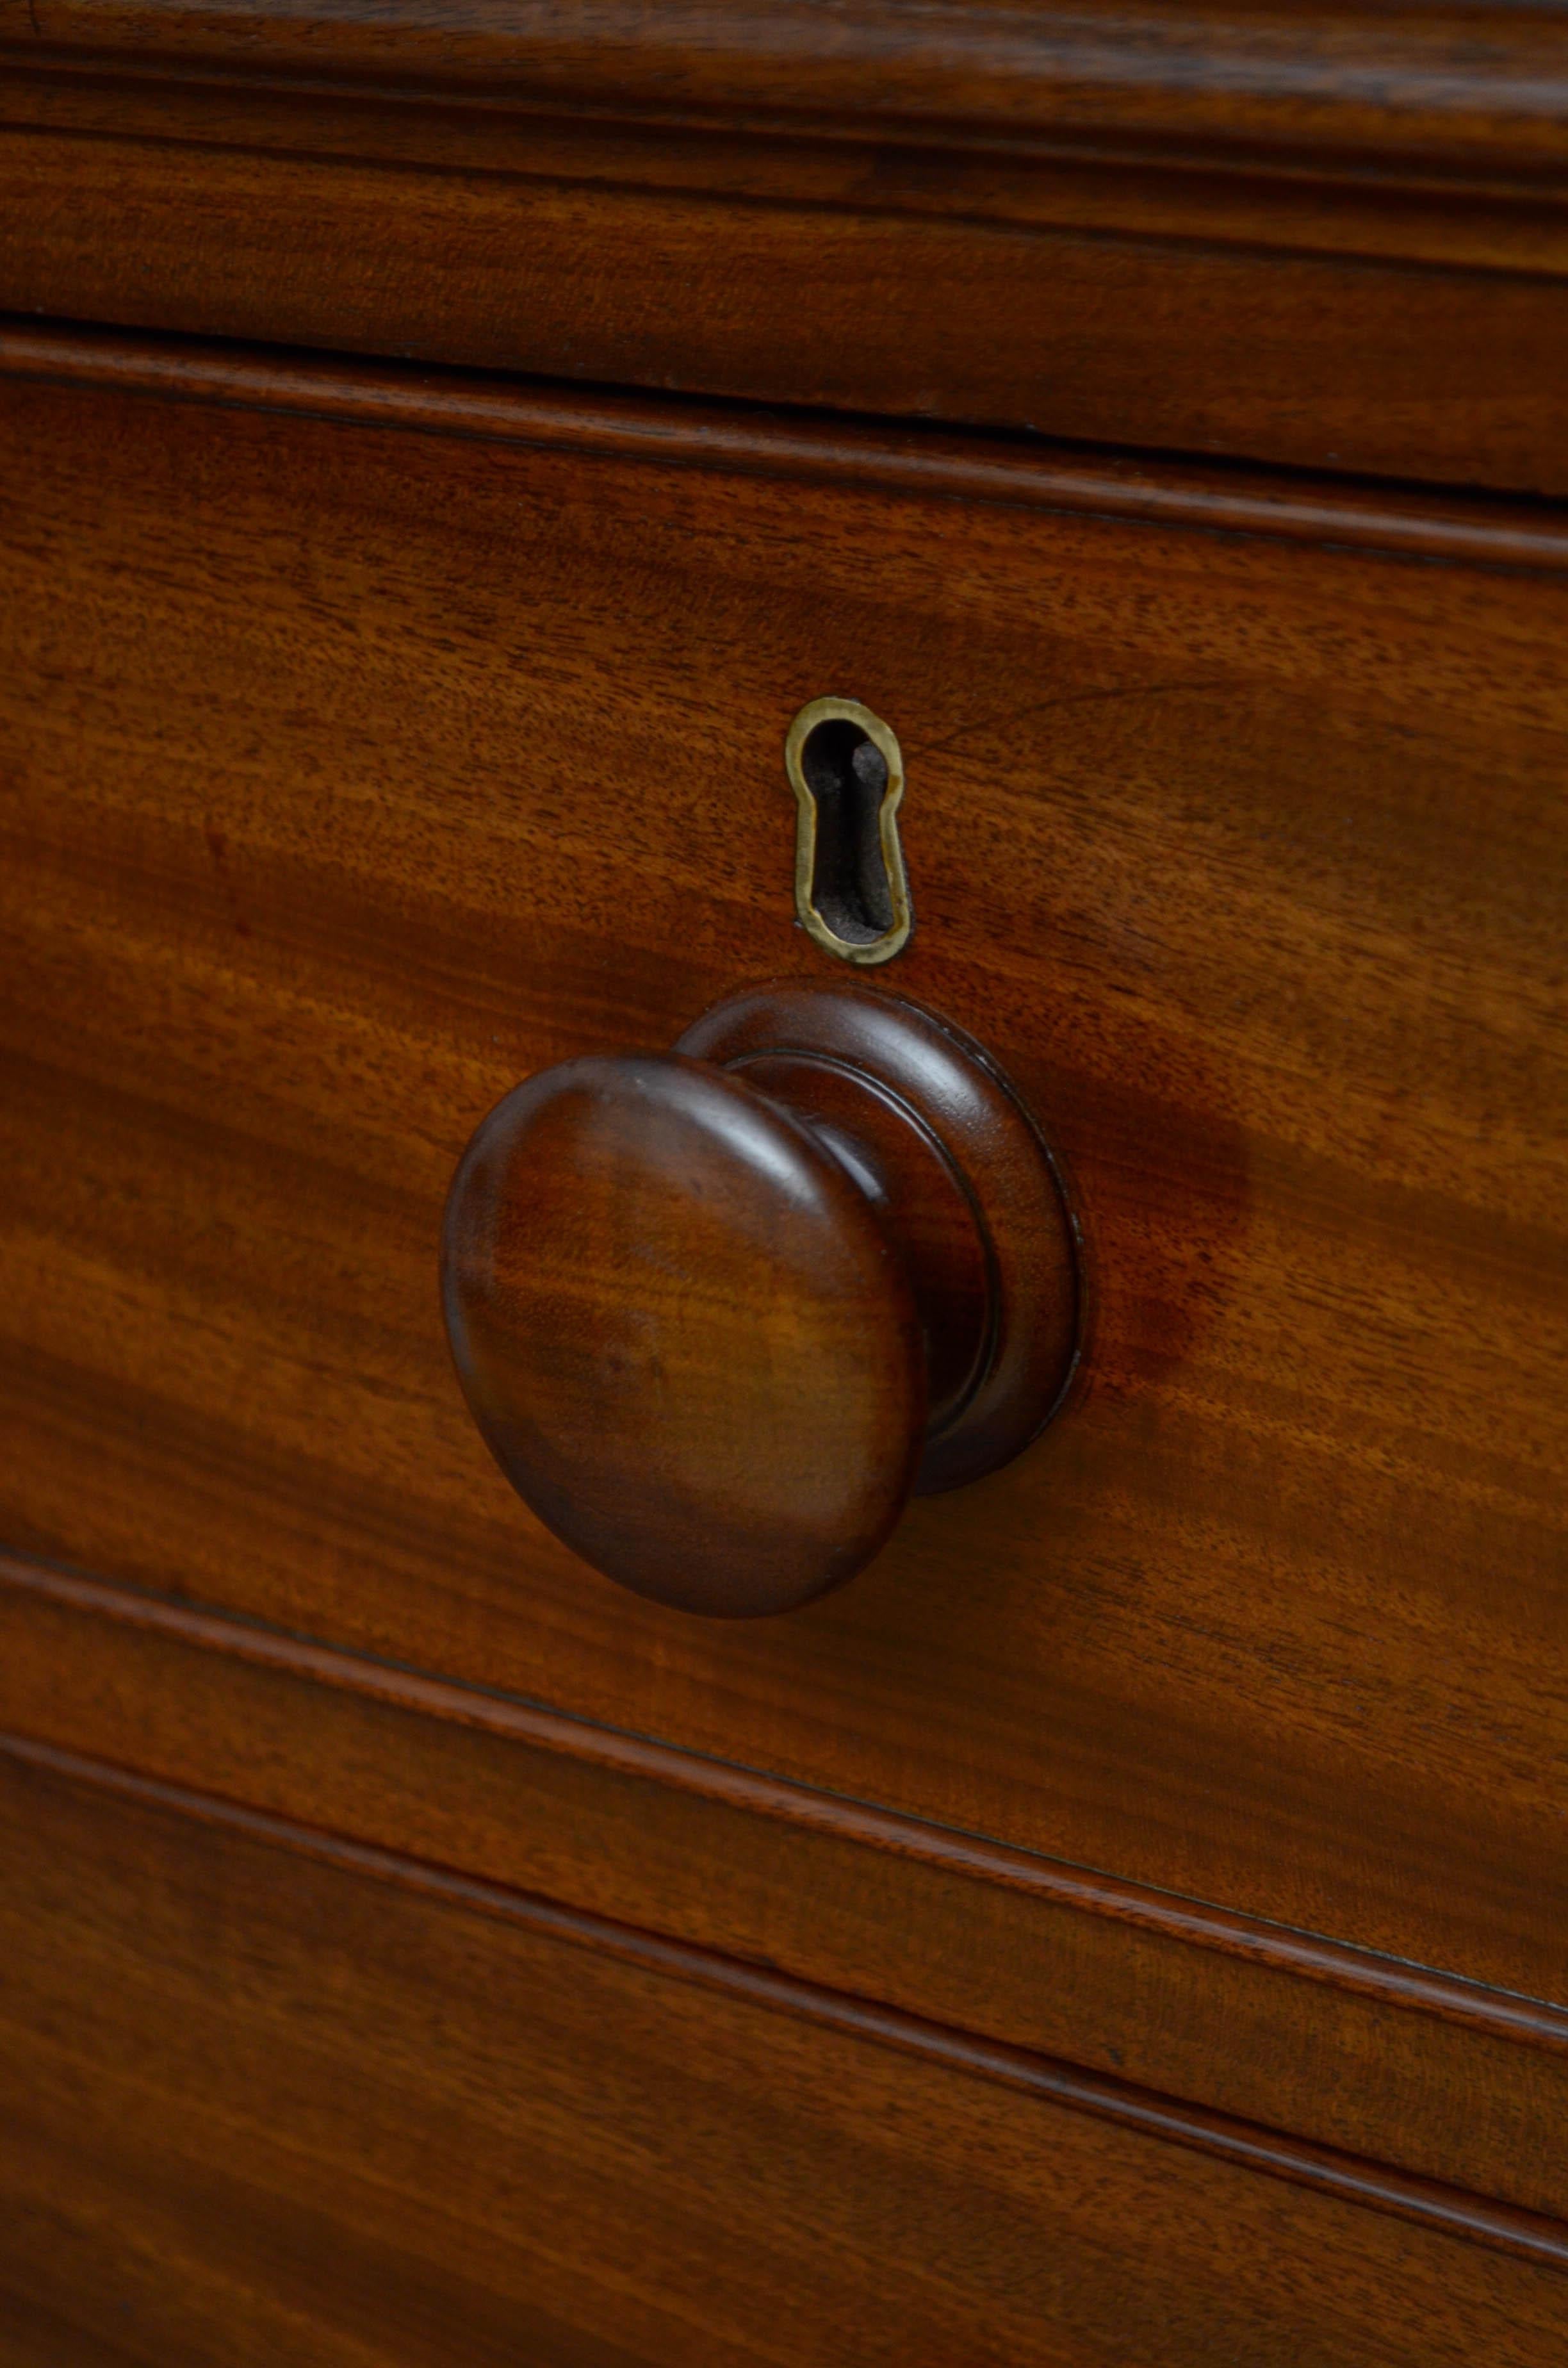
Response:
[443,983,1075,1613]
[4,1550,1567,2223]
[3,1743,1567,2367]
[0,333,1564,2017]
[11,1725,1568,2271]
[674,983,1080,1495]
[10,0,1568,173]
[10,321,1568,571]
[443,1046,927,1617]
[6,0,1568,488]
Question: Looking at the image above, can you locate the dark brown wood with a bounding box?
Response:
[4,1745,1568,2367]
[445,1044,921,1619]
[12,0,1568,169]
[5,1,1567,2341]
[1,333,1564,2013]
[675,983,1080,1496]
[13,1726,1568,2273]
[5,0,1568,488]
[6,1550,1568,2226]
[443,983,1076,1614]
[11,322,1568,572]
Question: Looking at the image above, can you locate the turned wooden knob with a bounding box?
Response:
[441,983,1077,1616]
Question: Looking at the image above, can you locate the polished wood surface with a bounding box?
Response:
[444,983,1076,1613]
[0,331,1564,2016]
[11,322,1568,571]
[13,0,1568,160]
[6,1552,1567,2228]
[4,1745,1567,2367]
[446,1048,924,1618]
[676,985,1079,1498]
[5,6,1567,2347]
[5,1,1568,487]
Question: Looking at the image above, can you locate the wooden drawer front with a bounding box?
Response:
[0,326,1564,2032]
[5,2,1568,492]
[6,1556,1567,2235]
[3,1745,1565,2368]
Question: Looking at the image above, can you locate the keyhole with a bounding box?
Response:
[784,698,912,966]
[802,721,894,942]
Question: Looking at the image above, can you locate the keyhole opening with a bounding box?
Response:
[784,698,912,966]
[802,720,893,944]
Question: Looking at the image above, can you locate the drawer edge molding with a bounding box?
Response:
[5,1,1568,184]
[4,1718,1567,2276]
[4,319,1568,577]
[5,1548,1564,2057]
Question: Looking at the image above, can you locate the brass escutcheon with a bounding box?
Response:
[784,696,912,966]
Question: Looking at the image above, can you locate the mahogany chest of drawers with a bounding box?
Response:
[1,7,1565,2361]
